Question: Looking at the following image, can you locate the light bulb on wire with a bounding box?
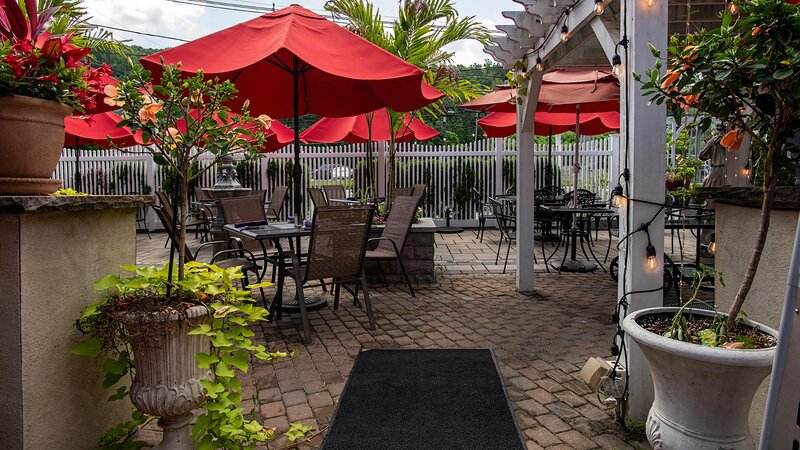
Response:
[561,24,570,42]
[741,162,751,178]
[611,53,623,78]
[646,243,658,272]
[708,240,717,255]
[595,0,605,15]
[535,56,544,72]
[611,184,625,208]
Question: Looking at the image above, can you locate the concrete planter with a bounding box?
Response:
[622,307,777,450]
[119,305,211,450]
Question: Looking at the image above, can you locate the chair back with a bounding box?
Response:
[219,194,268,225]
[564,189,596,206]
[194,186,210,202]
[304,205,373,282]
[388,187,414,210]
[376,196,418,256]
[308,187,328,209]
[534,189,557,204]
[542,185,565,196]
[490,198,516,240]
[412,183,427,198]
[152,205,196,262]
[323,184,347,201]
[156,191,175,217]
[505,186,516,195]
[266,186,288,218]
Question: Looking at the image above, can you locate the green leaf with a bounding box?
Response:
[195,352,220,369]
[648,43,661,58]
[70,337,103,357]
[230,351,250,372]
[698,329,719,347]
[215,363,235,378]
[107,386,128,402]
[93,274,121,291]
[210,331,233,348]
[188,323,212,336]
[773,68,793,80]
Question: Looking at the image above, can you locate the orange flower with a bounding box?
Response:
[103,84,124,107]
[681,93,700,110]
[751,26,762,36]
[257,114,273,130]
[138,102,163,125]
[720,129,744,151]
[661,70,681,89]
[682,45,699,62]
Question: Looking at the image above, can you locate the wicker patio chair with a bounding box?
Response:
[265,186,288,220]
[388,187,414,211]
[152,205,265,296]
[284,205,375,343]
[156,190,209,246]
[323,184,347,202]
[364,195,418,296]
[308,187,328,209]
[219,195,277,280]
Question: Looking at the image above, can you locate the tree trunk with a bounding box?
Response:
[177,166,189,281]
[726,125,784,330]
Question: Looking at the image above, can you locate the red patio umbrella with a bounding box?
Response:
[64,111,140,191]
[301,108,439,143]
[478,111,620,138]
[141,5,442,216]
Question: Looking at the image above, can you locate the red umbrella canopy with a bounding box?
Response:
[140,5,443,119]
[64,112,140,147]
[301,108,439,144]
[462,70,619,114]
[478,111,620,138]
[172,110,295,153]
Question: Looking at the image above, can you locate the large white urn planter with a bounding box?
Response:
[119,305,211,450]
[622,307,777,450]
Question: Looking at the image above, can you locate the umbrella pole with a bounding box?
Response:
[546,126,553,187]
[75,137,81,192]
[293,56,302,220]
[572,106,581,209]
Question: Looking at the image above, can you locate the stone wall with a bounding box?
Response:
[364,217,436,284]
[0,195,151,449]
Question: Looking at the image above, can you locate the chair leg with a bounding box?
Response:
[360,270,375,331]
[396,256,415,297]
[503,239,512,274]
[375,260,388,286]
[495,237,503,265]
[292,269,312,344]
[333,277,341,310]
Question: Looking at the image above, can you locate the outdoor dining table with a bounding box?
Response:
[328,198,366,206]
[541,204,613,272]
[223,222,323,319]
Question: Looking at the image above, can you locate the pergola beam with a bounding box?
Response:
[589,12,621,65]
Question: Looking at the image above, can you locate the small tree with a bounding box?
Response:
[639,0,800,329]
[111,63,269,279]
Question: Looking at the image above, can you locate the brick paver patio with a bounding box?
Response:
[133,229,661,449]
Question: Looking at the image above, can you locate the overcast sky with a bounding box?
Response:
[83,0,519,65]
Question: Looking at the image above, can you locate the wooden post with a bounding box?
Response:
[619,0,668,421]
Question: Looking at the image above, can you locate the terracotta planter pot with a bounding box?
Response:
[623,307,777,450]
[0,95,72,195]
[119,305,211,450]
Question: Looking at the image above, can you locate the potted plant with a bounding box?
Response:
[628,0,799,447]
[70,65,316,448]
[0,0,111,194]
[73,262,312,449]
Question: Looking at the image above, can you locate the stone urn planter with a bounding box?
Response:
[119,305,211,450]
[0,95,72,195]
[622,307,777,450]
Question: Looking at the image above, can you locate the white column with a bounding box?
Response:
[619,0,667,421]
[610,134,620,192]
[516,71,543,293]
[376,141,387,198]
[495,137,504,195]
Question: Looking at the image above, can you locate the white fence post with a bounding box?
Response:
[494,137,504,196]
[376,141,386,198]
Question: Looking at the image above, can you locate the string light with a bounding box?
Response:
[727,0,739,14]
[535,55,544,72]
[741,162,751,178]
[611,184,625,208]
[595,0,605,15]
[645,243,658,272]
[612,53,623,78]
[645,0,655,6]
[708,240,717,255]
[561,11,570,42]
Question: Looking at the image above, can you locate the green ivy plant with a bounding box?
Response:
[73,262,312,449]
[638,0,800,331]
[505,58,529,104]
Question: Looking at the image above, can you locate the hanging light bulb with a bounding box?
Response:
[561,24,570,42]
[646,243,658,272]
[535,56,544,72]
[611,184,625,208]
[741,162,751,178]
[708,240,717,255]
[611,53,623,78]
[727,0,739,14]
[595,0,605,15]
[645,0,655,6]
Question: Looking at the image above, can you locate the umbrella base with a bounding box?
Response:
[553,259,598,272]
[437,226,464,234]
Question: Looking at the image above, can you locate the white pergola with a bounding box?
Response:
[486,0,668,420]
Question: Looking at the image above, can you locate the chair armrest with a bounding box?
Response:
[367,237,402,256]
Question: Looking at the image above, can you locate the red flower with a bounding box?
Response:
[38,73,58,83]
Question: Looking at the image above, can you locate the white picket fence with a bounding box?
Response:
[55,135,617,227]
